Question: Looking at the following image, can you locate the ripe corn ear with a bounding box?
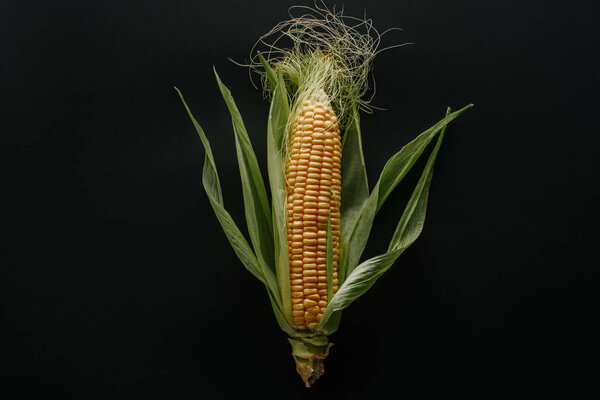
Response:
[285,89,341,331]
[177,2,473,388]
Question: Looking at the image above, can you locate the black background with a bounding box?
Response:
[2,0,598,398]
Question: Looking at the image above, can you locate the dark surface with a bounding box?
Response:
[2,0,598,398]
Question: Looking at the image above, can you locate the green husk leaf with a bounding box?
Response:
[214,69,278,294]
[315,301,342,336]
[266,71,293,325]
[268,288,297,337]
[338,105,369,283]
[326,213,334,303]
[375,105,470,211]
[258,51,278,93]
[318,109,451,329]
[344,104,473,278]
[175,87,267,285]
[177,87,289,333]
[387,107,451,251]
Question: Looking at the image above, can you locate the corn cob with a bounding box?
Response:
[285,89,341,330]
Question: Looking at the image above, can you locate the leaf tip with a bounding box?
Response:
[174,86,185,102]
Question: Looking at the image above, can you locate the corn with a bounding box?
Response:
[285,90,342,330]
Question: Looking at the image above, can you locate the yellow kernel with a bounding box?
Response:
[306,306,320,315]
[303,299,318,308]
